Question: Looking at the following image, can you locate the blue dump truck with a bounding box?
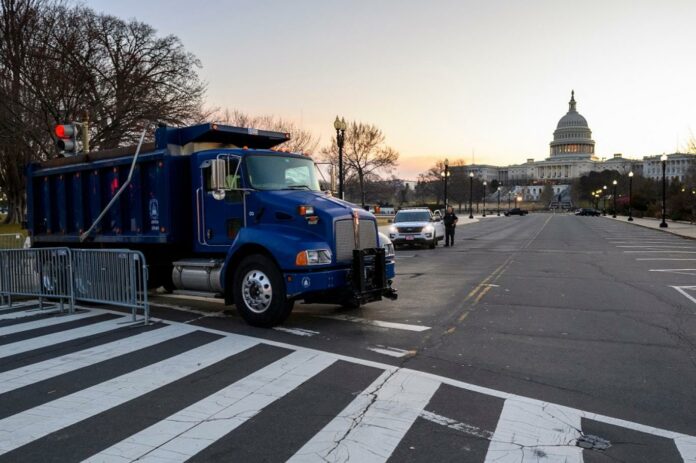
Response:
[26,123,397,326]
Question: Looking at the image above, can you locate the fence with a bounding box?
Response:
[72,249,149,323]
[0,247,74,312]
[0,233,24,249]
[0,248,149,324]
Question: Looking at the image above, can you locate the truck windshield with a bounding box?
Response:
[395,211,431,223]
[246,155,321,191]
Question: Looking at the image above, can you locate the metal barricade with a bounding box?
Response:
[71,249,149,324]
[0,247,74,312]
[0,233,24,249]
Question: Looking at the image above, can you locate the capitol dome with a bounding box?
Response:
[549,91,595,159]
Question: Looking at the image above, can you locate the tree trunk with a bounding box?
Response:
[358,173,366,208]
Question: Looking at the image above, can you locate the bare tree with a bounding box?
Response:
[322,121,399,206]
[211,108,319,154]
[0,1,206,223]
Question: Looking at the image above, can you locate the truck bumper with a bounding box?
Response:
[285,254,396,303]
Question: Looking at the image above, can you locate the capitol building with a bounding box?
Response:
[458,91,695,201]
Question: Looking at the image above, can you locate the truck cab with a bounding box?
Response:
[26,123,397,327]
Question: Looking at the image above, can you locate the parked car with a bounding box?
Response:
[504,208,528,216]
[388,208,445,249]
[575,208,601,216]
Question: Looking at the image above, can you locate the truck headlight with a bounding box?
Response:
[295,249,332,266]
[383,242,395,257]
[423,225,434,233]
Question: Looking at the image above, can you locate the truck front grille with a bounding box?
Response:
[335,219,378,261]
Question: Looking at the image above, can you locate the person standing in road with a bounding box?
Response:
[443,206,458,247]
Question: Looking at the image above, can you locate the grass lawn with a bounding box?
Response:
[0,220,26,237]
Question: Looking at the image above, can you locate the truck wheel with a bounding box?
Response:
[429,237,437,249]
[233,255,293,327]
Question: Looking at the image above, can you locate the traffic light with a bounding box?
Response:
[55,123,81,156]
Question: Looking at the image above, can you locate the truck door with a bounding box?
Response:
[197,156,245,248]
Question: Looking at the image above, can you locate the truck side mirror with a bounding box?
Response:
[210,159,228,201]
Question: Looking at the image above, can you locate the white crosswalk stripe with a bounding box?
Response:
[87,350,335,462]
[0,315,132,360]
[484,397,583,463]
[0,310,95,336]
[0,307,61,321]
[0,304,694,463]
[0,324,196,394]
[287,369,440,463]
[0,335,258,455]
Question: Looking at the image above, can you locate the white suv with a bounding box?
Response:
[388,208,445,249]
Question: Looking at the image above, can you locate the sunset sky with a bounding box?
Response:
[87,0,696,179]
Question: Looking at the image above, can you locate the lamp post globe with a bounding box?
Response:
[660,154,668,228]
[628,171,634,221]
[468,172,474,219]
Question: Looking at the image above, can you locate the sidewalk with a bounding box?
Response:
[605,215,696,239]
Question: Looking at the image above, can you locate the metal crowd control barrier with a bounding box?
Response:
[0,233,24,249]
[0,247,75,312]
[0,248,149,324]
[71,249,149,324]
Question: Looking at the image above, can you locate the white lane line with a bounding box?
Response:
[367,346,413,358]
[0,316,132,360]
[0,335,258,455]
[637,258,696,261]
[420,410,493,439]
[649,269,696,276]
[88,350,335,462]
[0,324,197,394]
[0,311,95,336]
[287,369,440,463]
[317,314,431,332]
[617,245,696,248]
[675,435,696,462]
[272,326,320,337]
[671,286,696,309]
[0,308,61,321]
[484,397,582,463]
[624,251,696,254]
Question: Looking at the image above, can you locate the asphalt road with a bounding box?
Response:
[1,214,695,462]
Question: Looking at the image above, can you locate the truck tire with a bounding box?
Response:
[233,255,293,327]
[429,236,437,249]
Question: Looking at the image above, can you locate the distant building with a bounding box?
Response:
[452,91,696,184]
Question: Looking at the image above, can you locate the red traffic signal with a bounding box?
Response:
[54,124,80,154]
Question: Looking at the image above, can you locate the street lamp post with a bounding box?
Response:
[508,191,511,210]
[628,172,634,221]
[602,185,607,215]
[660,154,668,228]
[497,187,501,216]
[612,180,618,218]
[514,195,518,208]
[333,116,347,199]
[441,159,450,207]
[482,181,487,217]
[469,172,474,219]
